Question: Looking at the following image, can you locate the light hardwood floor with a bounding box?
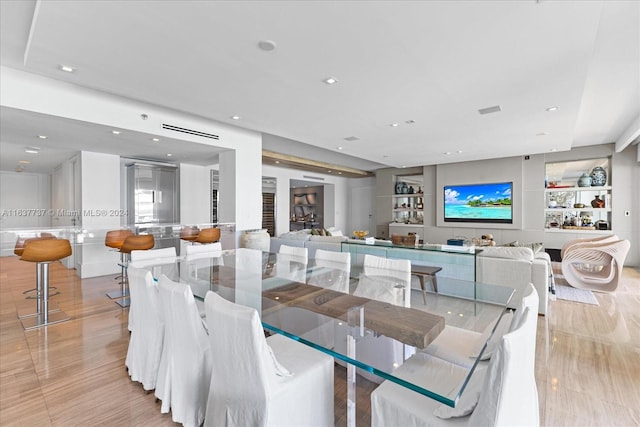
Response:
[1,256,638,426]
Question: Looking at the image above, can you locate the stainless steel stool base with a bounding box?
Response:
[21,310,70,330]
[17,301,61,319]
[106,289,129,299]
[115,297,131,308]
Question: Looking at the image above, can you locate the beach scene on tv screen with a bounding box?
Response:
[444,182,512,220]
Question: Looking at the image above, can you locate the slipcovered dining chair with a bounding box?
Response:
[274,245,308,283]
[127,247,178,331]
[354,254,412,307]
[155,275,212,427]
[307,249,351,293]
[336,254,412,383]
[561,239,630,293]
[184,241,222,259]
[125,267,163,391]
[203,291,334,427]
[421,284,538,369]
[371,305,539,427]
[278,244,308,262]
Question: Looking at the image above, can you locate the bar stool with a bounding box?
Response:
[180,225,200,243]
[105,229,135,300]
[114,234,155,308]
[194,227,220,244]
[15,234,59,305]
[19,239,72,330]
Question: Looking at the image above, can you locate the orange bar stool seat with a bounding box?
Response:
[105,229,135,300]
[195,227,220,244]
[15,234,59,304]
[111,234,155,308]
[19,239,72,330]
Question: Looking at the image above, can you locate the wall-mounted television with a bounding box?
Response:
[444,182,513,224]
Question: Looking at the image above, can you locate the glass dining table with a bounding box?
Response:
[135,248,514,427]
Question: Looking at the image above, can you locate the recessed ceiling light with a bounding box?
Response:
[275,160,280,164]
[445,152,452,155]
[111,130,121,135]
[323,77,338,85]
[19,160,31,164]
[390,123,399,127]
[405,120,415,124]
[258,40,277,51]
[167,153,173,157]
[337,146,343,150]
[58,64,75,73]
[401,165,406,168]
[456,150,463,154]
[546,106,558,112]
[338,172,342,175]
[327,170,332,173]
[304,185,308,188]
[25,149,39,154]
[478,105,502,115]
[152,138,160,142]
[550,148,558,152]
[230,115,241,120]
[38,135,48,139]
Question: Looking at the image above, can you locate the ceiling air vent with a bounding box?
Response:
[162,124,219,140]
[303,175,325,181]
[344,136,360,141]
[478,105,502,115]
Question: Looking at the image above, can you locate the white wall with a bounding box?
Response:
[180,163,213,224]
[78,151,121,278]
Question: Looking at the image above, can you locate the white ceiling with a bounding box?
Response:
[1,0,638,174]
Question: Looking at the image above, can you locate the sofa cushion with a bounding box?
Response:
[308,235,348,243]
[278,230,311,241]
[503,241,544,254]
[478,246,534,261]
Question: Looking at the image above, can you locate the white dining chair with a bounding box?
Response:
[371,305,539,427]
[274,245,309,283]
[335,254,412,383]
[155,275,212,427]
[203,291,334,427]
[422,283,538,369]
[278,244,308,262]
[354,254,412,307]
[307,249,351,293]
[127,247,177,331]
[184,241,222,259]
[125,267,164,391]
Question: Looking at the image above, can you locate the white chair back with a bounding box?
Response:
[278,244,308,263]
[204,291,275,427]
[510,283,538,331]
[155,275,212,426]
[185,241,222,258]
[131,247,176,262]
[274,252,308,283]
[307,249,351,293]
[125,267,163,391]
[355,254,411,307]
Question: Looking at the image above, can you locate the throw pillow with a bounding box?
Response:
[325,229,332,236]
[310,228,319,236]
[504,241,543,254]
[433,366,487,419]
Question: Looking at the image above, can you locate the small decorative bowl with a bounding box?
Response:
[574,203,585,208]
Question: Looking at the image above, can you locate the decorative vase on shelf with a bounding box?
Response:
[395,182,403,194]
[590,166,607,186]
[401,182,409,194]
[577,173,592,187]
[590,195,605,208]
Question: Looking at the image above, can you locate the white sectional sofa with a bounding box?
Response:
[476,246,549,315]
